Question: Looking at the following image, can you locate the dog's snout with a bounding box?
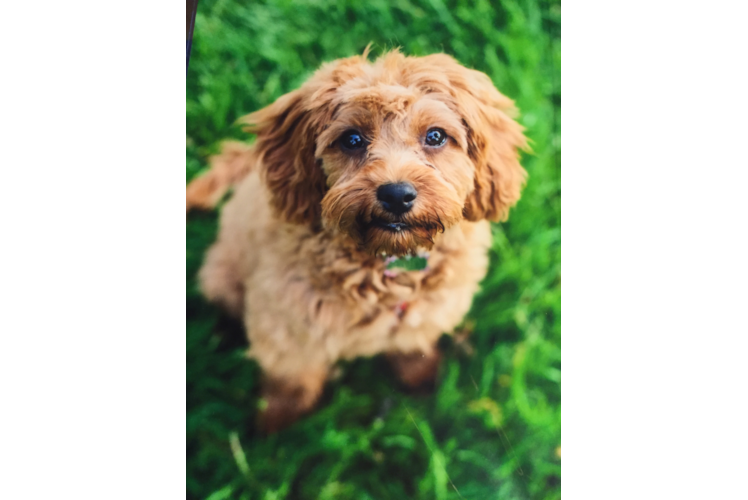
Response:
[377,182,417,215]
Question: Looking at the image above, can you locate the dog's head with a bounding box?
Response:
[242,50,527,256]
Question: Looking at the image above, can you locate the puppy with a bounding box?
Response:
[186,50,527,433]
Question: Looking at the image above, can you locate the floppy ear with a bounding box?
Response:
[239,89,327,225]
[433,56,528,222]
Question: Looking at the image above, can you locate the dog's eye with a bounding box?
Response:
[338,130,366,151]
[424,128,447,147]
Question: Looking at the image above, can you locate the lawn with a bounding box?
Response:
[187,0,560,498]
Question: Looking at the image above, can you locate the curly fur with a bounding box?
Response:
[187,50,527,432]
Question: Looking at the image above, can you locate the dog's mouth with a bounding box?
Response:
[371,217,410,233]
[349,212,446,258]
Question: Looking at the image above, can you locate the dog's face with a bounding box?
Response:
[242,51,527,256]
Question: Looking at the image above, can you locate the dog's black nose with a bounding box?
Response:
[377,182,417,215]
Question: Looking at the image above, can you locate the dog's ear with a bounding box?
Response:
[239,89,328,225]
[427,55,529,222]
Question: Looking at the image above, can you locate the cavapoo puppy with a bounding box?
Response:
[186,49,527,433]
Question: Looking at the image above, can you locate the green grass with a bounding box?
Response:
[187,0,560,498]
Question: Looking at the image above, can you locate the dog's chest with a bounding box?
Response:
[246,220,491,359]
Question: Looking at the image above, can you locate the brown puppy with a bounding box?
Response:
[186,50,527,433]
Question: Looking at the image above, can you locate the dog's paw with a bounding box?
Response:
[386,349,442,395]
[255,371,327,434]
[400,375,438,397]
[256,394,307,434]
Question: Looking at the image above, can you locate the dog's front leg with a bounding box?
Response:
[256,366,328,434]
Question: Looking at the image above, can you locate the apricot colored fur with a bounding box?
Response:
[187,50,527,432]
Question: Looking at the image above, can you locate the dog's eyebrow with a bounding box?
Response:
[329,102,343,121]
